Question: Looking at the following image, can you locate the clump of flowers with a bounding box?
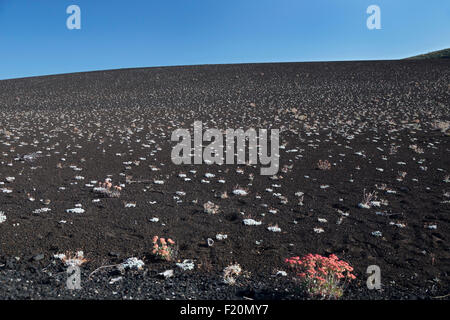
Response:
[285,254,356,299]
[317,160,331,170]
[152,236,176,261]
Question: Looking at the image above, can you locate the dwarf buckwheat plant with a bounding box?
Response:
[317,160,331,170]
[203,201,220,214]
[431,120,450,133]
[152,236,176,261]
[358,188,378,209]
[285,254,356,299]
[93,180,121,198]
[55,251,88,267]
[223,263,243,285]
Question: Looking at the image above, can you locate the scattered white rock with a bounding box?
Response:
[109,276,123,284]
[243,219,262,226]
[32,208,51,214]
[371,231,383,237]
[120,257,145,270]
[0,211,6,224]
[232,189,248,196]
[389,222,406,228]
[66,208,85,214]
[176,259,195,271]
[267,225,281,232]
[124,202,136,208]
[215,234,228,241]
[158,270,174,279]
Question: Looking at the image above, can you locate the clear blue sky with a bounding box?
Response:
[0,0,449,80]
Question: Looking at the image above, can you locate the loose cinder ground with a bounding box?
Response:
[0,60,449,299]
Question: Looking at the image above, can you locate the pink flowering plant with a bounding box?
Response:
[285,254,356,299]
[152,236,176,261]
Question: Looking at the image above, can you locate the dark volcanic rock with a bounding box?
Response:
[0,60,449,299]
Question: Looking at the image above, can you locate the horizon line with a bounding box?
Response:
[0,56,433,82]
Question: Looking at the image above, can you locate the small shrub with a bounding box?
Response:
[358,188,377,209]
[286,254,356,299]
[203,201,220,214]
[223,263,242,285]
[56,251,88,267]
[317,160,331,170]
[389,145,399,155]
[197,257,214,273]
[93,180,121,198]
[409,144,424,154]
[431,120,450,133]
[397,171,407,181]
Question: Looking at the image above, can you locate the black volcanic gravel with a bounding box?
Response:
[0,60,449,299]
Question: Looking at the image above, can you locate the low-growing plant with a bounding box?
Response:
[197,257,214,273]
[203,201,220,214]
[358,188,377,209]
[397,171,407,182]
[223,263,242,285]
[409,144,424,154]
[285,254,356,299]
[317,159,331,170]
[93,180,121,198]
[389,145,399,155]
[431,120,450,133]
[56,251,88,267]
[152,236,176,261]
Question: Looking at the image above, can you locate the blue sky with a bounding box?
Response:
[0,0,449,80]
